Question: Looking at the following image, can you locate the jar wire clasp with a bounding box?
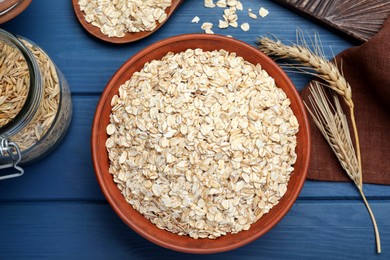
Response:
[0,138,24,180]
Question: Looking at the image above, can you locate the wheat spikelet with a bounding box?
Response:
[306,83,381,253]
[257,33,362,185]
[257,34,381,253]
[307,83,360,186]
[258,35,352,107]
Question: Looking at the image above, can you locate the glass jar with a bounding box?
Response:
[0,29,72,180]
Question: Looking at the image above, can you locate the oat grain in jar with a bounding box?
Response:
[0,29,72,180]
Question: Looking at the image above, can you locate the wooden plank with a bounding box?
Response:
[300,181,390,200]
[0,96,389,201]
[0,202,387,258]
[1,0,353,94]
[0,97,104,201]
[271,0,390,42]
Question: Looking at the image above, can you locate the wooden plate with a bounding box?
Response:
[0,0,32,24]
[72,0,183,44]
[91,34,311,253]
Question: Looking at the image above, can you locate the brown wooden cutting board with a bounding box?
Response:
[272,0,390,42]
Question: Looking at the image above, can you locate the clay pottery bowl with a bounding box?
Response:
[91,34,311,253]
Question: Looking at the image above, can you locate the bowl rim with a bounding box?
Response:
[0,0,32,25]
[91,33,311,254]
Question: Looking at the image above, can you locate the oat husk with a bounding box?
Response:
[0,39,60,151]
[0,41,30,128]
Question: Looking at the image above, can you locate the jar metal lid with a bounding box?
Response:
[0,138,23,180]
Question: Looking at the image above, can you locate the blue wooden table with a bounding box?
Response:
[1,1,389,259]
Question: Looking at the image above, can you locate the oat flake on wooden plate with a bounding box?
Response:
[106,48,299,239]
[78,0,172,38]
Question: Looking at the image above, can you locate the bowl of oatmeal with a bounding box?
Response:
[73,0,182,43]
[91,34,311,253]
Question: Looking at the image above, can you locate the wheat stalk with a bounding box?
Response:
[257,34,381,253]
[306,83,381,253]
[306,84,359,185]
[257,36,362,182]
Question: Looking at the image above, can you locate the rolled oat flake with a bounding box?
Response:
[0,29,72,180]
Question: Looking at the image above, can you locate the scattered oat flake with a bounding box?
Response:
[218,19,229,29]
[259,7,269,18]
[192,16,200,23]
[216,0,227,8]
[201,22,213,30]
[248,11,257,19]
[240,22,250,31]
[201,22,214,34]
[235,1,243,11]
[204,0,216,8]
[229,21,238,28]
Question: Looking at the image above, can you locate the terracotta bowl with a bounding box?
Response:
[91,34,311,254]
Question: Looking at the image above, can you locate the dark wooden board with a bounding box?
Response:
[271,0,390,42]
